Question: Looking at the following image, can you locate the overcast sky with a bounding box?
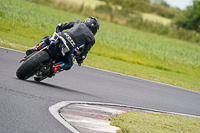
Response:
[164,0,193,9]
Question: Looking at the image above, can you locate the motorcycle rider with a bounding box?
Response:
[26,16,100,77]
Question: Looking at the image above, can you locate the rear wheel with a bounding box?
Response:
[16,51,50,80]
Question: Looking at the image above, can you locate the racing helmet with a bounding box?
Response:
[84,16,100,35]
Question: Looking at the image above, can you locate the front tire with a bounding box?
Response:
[16,51,50,80]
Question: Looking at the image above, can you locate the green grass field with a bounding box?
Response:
[110,111,200,133]
[1,0,200,132]
[0,0,200,92]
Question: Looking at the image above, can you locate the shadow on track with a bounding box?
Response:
[23,79,100,98]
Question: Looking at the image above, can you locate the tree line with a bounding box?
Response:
[99,0,200,32]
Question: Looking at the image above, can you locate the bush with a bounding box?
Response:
[173,0,200,31]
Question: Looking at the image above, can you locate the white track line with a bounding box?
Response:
[61,114,120,132]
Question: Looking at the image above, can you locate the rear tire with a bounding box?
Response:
[16,51,50,80]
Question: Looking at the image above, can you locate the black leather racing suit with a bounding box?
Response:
[55,20,96,70]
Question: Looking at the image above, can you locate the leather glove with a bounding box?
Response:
[56,23,63,33]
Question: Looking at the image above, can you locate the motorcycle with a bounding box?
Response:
[16,32,82,81]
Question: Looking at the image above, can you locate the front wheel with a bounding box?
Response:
[16,51,50,80]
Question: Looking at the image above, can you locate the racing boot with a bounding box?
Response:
[48,62,73,77]
[26,36,50,56]
[48,62,66,77]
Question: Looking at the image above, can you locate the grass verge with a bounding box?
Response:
[110,111,200,133]
[84,53,200,92]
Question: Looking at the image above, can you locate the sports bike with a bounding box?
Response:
[16,32,82,81]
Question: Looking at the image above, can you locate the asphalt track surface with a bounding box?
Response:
[0,47,200,133]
